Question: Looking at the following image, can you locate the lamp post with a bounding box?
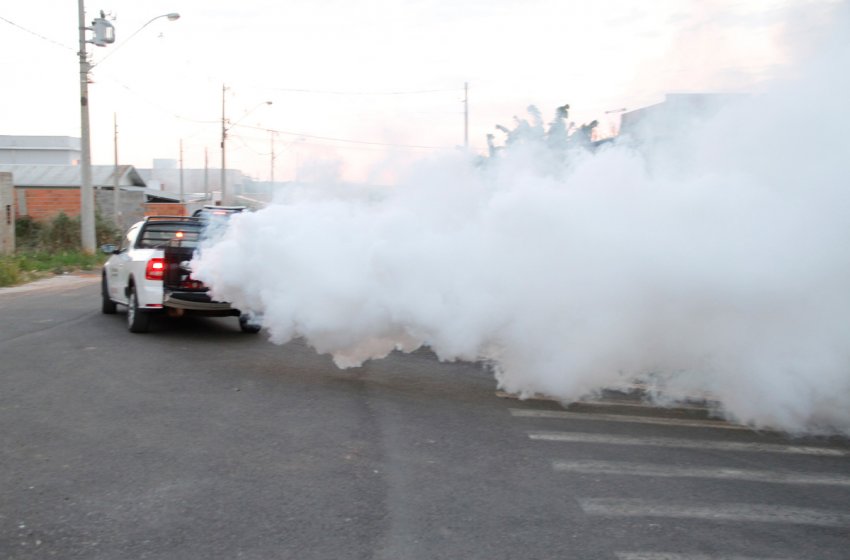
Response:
[220,86,272,205]
[76,3,179,252]
[91,12,180,70]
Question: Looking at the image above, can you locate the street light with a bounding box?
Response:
[90,12,180,70]
[220,86,272,205]
[76,2,179,253]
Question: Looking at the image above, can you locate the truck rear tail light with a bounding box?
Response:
[145,258,165,280]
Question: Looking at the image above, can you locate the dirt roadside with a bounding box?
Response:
[0,272,100,296]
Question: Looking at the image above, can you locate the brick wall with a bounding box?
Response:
[22,188,82,221]
[14,189,186,225]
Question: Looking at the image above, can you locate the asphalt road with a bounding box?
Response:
[1,275,849,560]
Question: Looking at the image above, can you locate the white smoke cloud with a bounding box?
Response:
[192,5,850,435]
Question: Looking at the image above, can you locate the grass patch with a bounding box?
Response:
[0,251,106,287]
[0,213,118,288]
[0,257,21,286]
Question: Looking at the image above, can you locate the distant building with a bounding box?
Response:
[618,93,745,146]
[0,135,261,225]
[137,159,258,206]
[0,135,82,165]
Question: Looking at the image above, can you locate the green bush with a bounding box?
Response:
[15,212,120,253]
[39,212,79,251]
[15,216,42,251]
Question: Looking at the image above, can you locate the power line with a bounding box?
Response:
[100,77,454,152]
[231,131,450,154]
[228,133,272,157]
[1,15,75,52]
[258,85,463,96]
[234,123,453,151]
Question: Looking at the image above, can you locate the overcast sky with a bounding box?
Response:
[0,0,840,183]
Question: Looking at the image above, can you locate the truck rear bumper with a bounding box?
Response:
[164,291,238,315]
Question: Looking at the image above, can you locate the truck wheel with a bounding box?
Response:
[101,274,117,314]
[127,285,150,333]
[239,315,261,334]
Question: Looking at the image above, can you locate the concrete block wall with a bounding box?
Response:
[95,190,145,230]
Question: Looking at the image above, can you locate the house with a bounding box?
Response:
[0,164,150,226]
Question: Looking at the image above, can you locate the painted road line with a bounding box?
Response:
[615,553,795,560]
[579,498,850,527]
[555,460,850,486]
[530,431,850,456]
[510,408,750,430]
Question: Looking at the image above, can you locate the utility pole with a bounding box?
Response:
[269,130,275,184]
[78,0,96,253]
[219,85,271,205]
[464,82,469,150]
[204,147,209,201]
[220,83,227,205]
[179,139,184,204]
[113,112,120,228]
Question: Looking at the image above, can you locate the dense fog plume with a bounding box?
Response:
[193,9,850,434]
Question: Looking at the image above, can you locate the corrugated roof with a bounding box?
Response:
[0,164,146,188]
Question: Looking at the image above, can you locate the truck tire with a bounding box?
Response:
[101,274,117,314]
[127,285,151,333]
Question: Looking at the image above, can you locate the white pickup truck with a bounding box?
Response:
[100,214,260,334]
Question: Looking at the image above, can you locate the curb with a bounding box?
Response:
[0,272,99,295]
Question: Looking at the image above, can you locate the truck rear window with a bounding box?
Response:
[138,224,202,248]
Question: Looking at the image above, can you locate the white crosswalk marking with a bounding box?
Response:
[511,402,850,558]
[615,553,795,560]
[530,431,849,456]
[510,408,750,430]
[554,460,850,486]
[580,498,850,527]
